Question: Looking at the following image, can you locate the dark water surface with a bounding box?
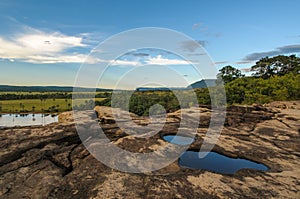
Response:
[179,151,269,174]
[163,135,268,174]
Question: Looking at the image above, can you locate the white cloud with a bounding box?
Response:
[145,55,191,65]
[24,54,91,64]
[0,26,89,64]
[16,32,85,52]
[110,59,142,66]
[107,55,193,66]
[0,27,195,66]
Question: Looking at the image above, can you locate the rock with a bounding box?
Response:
[0,101,299,198]
[58,111,74,123]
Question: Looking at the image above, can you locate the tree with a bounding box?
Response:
[216,65,244,84]
[251,55,300,79]
[40,98,45,114]
[32,106,36,113]
[65,99,68,110]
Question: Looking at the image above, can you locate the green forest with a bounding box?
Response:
[219,55,299,104]
[222,55,299,104]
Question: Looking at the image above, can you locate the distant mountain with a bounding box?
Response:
[187,79,217,89]
[0,85,112,92]
[135,87,186,91]
[136,80,217,91]
[136,87,171,91]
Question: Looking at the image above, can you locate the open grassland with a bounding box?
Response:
[0,98,105,113]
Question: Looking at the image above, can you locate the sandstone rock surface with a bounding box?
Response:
[0,101,299,198]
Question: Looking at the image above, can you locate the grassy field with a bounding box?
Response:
[0,98,105,113]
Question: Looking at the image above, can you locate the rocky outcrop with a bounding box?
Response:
[0,101,299,198]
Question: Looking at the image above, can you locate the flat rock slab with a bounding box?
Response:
[0,101,299,198]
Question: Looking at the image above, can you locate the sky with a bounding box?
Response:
[0,0,299,88]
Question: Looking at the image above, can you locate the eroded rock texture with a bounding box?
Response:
[1,101,299,198]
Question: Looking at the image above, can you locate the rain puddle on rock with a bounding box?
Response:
[179,151,269,174]
[163,135,194,145]
[162,135,268,174]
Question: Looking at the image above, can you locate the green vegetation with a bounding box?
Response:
[0,92,111,100]
[216,65,245,84]
[225,55,300,104]
[226,73,300,104]
[0,98,105,113]
[0,91,110,113]
[251,55,299,78]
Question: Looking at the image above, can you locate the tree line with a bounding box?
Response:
[0,92,111,100]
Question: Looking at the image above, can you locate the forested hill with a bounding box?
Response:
[0,85,112,92]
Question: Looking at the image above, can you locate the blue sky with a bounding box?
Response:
[0,0,299,87]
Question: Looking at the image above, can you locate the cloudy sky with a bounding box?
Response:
[0,0,299,87]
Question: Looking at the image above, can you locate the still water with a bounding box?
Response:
[163,135,194,145]
[163,135,268,174]
[0,114,58,127]
[179,151,269,174]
